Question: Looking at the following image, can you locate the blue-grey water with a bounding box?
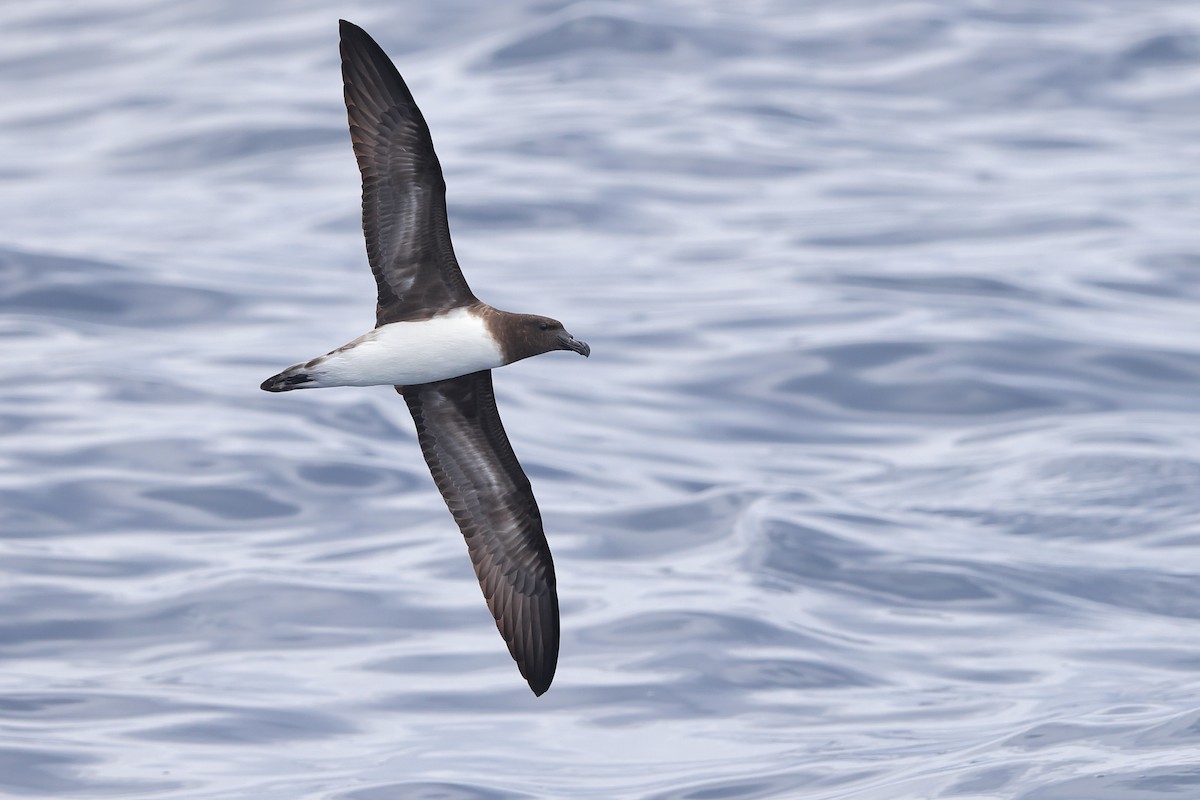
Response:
[3,1,1200,797]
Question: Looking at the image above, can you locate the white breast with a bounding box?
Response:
[303,308,503,388]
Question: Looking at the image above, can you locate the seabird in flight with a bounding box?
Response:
[261,20,590,696]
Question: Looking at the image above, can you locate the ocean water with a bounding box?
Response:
[3,1,1200,797]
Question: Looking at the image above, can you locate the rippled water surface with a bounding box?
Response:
[4,1,1200,797]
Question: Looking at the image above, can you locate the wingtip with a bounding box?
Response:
[523,654,557,696]
[338,19,368,48]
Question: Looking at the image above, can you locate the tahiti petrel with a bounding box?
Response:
[261,20,589,695]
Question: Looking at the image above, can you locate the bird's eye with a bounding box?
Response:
[538,322,549,331]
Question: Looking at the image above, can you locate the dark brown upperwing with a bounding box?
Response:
[402,371,559,695]
[340,20,477,325]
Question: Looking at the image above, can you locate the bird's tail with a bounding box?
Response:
[260,364,316,392]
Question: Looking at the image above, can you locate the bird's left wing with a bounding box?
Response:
[340,20,477,325]
[401,371,559,695]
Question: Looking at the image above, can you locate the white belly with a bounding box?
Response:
[303,308,503,387]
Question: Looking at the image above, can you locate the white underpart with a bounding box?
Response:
[298,307,503,387]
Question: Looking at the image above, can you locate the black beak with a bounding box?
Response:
[558,331,591,357]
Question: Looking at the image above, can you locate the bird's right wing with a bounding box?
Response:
[401,371,560,695]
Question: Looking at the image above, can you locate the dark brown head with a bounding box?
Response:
[494,312,590,365]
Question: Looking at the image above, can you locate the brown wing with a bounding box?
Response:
[402,371,559,695]
[339,20,477,326]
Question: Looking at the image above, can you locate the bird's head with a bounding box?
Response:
[505,314,591,363]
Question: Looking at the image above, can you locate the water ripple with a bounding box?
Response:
[2,0,1200,798]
